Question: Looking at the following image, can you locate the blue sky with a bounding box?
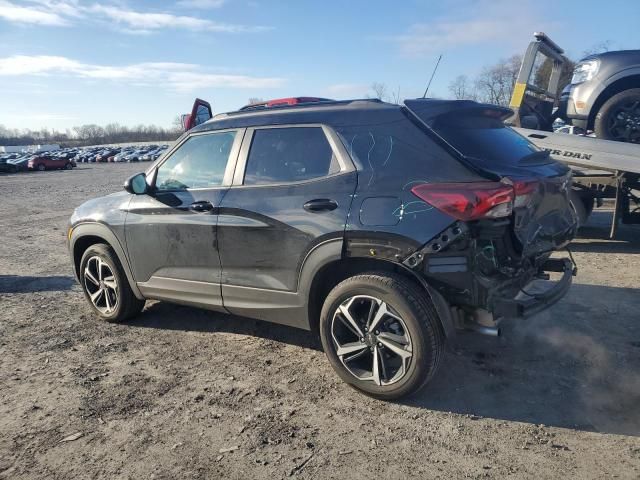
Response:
[0,0,638,130]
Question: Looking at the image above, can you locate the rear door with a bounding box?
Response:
[217,124,356,319]
[125,129,243,311]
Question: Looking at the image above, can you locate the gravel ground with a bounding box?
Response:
[1,163,639,479]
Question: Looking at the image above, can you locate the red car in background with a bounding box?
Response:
[28,155,75,171]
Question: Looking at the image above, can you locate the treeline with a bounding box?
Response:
[0,122,182,147]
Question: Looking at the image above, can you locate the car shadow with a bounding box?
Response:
[570,210,640,253]
[126,284,639,437]
[406,282,640,437]
[127,301,322,351]
[0,275,76,293]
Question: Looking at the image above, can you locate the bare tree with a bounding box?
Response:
[474,54,522,106]
[533,55,576,98]
[370,82,389,101]
[448,75,477,100]
[582,40,612,58]
[390,86,402,105]
[247,97,264,105]
[2,122,181,147]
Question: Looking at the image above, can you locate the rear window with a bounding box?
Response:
[430,113,548,166]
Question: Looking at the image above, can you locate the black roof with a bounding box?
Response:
[192,99,403,132]
[190,98,510,133]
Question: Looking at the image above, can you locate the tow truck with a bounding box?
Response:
[508,32,640,237]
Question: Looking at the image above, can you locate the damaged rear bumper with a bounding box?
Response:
[492,258,576,319]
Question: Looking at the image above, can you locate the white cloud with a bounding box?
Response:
[176,0,226,9]
[389,0,554,57]
[0,55,285,91]
[0,1,270,34]
[0,0,68,25]
[90,5,268,33]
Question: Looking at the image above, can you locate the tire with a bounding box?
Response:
[594,88,640,143]
[65,162,73,170]
[570,190,593,229]
[79,243,145,322]
[37,164,45,171]
[319,272,444,400]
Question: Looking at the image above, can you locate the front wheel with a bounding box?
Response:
[79,243,145,322]
[37,164,46,171]
[65,162,73,170]
[319,272,444,400]
[594,88,640,143]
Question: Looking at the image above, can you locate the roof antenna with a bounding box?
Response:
[422,54,442,98]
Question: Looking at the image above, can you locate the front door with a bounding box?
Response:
[125,129,243,311]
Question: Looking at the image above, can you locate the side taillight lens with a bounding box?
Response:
[411,182,515,221]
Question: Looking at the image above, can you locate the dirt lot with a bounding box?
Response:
[1,163,639,479]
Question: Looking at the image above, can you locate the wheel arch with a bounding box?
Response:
[589,74,640,129]
[70,222,144,299]
[302,252,455,342]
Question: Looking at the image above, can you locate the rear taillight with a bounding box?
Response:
[512,178,540,208]
[411,182,515,221]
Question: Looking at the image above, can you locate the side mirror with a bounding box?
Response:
[182,98,212,131]
[124,172,148,195]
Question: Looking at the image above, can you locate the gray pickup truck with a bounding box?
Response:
[559,50,640,143]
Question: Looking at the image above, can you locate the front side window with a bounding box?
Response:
[155,131,236,191]
[244,127,340,185]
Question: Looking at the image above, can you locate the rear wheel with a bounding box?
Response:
[319,272,444,400]
[79,243,145,322]
[594,89,640,143]
[37,164,45,171]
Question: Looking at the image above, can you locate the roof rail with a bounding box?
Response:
[216,98,384,118]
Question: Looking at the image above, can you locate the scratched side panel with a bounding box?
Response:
[332,109,483,260]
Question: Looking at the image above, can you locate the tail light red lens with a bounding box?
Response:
[512,178,540,208]
[410,182,515,221]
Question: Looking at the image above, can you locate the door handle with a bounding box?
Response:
[303,199,338,212]
[189,200,214,212]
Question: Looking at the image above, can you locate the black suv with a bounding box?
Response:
[68,98,577,399]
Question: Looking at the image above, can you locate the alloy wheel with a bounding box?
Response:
[331,295,413,386]
[83,256,118,315]
[607,100,640,143]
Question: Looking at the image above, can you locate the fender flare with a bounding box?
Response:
[70,222,144,300]
[297,238,456,340]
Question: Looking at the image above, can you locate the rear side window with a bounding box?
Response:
[335,116,475,184]
[244,127,340,185]
[155,131,236,191]
[430,113,548,166]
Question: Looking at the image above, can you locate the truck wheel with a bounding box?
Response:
[570,190,594,228]
[594,88,640,143]
[79,243,145,323]
[319,272,444,400]
[37,164,46,171]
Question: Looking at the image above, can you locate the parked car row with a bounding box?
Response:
[0,151,75,172]
[76,144,169,164]
[0,144,169,173]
